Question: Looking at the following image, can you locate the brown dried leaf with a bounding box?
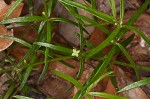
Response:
[0,25,13,51]
[96,0,138,14]
[114,66,149,99]
[0,0,23,51]
[54,1,95,46]
[0,0,24,21]
[0,73,10,95]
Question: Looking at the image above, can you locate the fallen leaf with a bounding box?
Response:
[0,25,13,51]
[0,0,23,51]
[89,27,111,54]
[96,0,137,14]
[0,0,24,21]
[0,73,10,95]
[54,1,95,46]
[114,66,149,99]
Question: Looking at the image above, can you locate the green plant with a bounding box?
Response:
[0,0,150,99]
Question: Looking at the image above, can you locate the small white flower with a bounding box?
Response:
[72,49,80,57]
[24,60,27,64]
[42,11,46,16]
[114,22,117,26]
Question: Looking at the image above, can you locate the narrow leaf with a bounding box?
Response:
[120,0,124,24]
[34,42,72,54]
[114,61,150,71]
[109,0,116,19]
[0,16,45,24]
[87,46,116,85]
[86,28,120,60]
[0,35,32,48]
[115,34,134,54]
[86,72,113,93]
[74,46,116,99]
[13,95,33,99]
[0,68,13,73]
[73,14,110,35]
[28,0,33,16]
[118,77,150,93]
[50,17,78,26]
[4,0,23,19]
[91,0,96,9]
[59,0,114,23]
[39,22,52,81]
[123,25,150,46]
[19,54,36,90]
[72,90,82,99]
[118,0,150,39]
[31,56,74,68]
[89,92,128,99]
[17,21,46,67]
[117,43,139,79]
[51,70,83,89]
[3,83,15,99]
